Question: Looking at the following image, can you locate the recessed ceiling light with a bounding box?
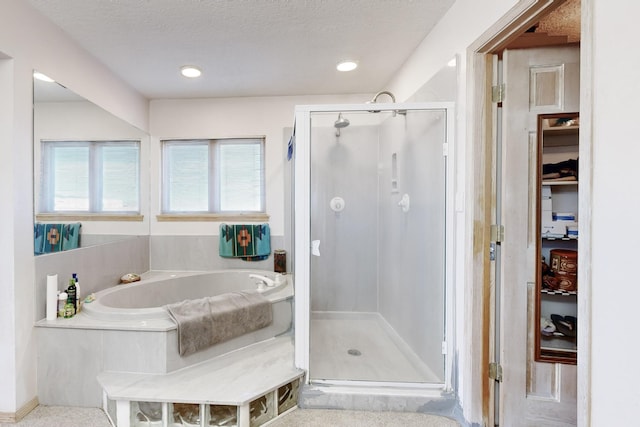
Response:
[336,60,358,72]
[33,71,55,82]
[180,66,202,78]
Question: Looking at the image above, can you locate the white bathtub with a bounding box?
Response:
[82,269,293,322]
[36,269,294,408]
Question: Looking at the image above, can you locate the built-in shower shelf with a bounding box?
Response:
[98,335,304,427]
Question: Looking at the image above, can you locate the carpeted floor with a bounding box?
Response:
[0,406,111,427]
[270,408,460,426]
[1,405,460,427]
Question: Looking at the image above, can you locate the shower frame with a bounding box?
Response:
[293,102,456,393]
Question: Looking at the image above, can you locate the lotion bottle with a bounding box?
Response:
[73,273,81,312]
[58,292,67,318]
[66,278,76,316]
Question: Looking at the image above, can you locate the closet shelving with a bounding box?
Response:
[535,113,579,365]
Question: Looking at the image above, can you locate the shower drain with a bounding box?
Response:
[347,349,362,356]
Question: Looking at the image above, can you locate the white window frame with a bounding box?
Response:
[161,137,266,215]
[39,139,141,214]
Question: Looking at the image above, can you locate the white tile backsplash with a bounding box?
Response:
[150,235,284,271]
[34,236,150,322]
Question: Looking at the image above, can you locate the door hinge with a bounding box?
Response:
[490,224,504,243]
[492,84,505,103]
[489,362,503,382]
[442,143,449,157]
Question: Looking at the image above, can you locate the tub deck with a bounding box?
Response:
[35,270,293,331]
[98,335,301,405]
[98,335,304,427]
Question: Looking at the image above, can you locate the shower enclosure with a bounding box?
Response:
[293,102,454,389]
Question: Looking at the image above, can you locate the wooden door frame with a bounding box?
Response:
[464,0,592,425]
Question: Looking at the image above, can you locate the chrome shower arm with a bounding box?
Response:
[369,91,396,103]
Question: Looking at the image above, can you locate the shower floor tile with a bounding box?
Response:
[310,311,439,383]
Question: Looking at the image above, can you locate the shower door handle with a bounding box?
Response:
[311,240,321,256]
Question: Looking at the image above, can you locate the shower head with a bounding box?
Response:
[334,113,350,129]
[334,113,350,136]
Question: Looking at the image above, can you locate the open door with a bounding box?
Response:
[497,45,579,426]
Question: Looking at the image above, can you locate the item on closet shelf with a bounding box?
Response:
[541,257,550,275]
[550,249,577,274]
[553,212,576,221]
[564,315,577,331]
[555,271,577,292]
[551,117,579,127]
[120,273,141,284]
[541,222,566,238]
[542,274,559,290]
[542,158,578,181]
[551,314,576,338]
[540,317,556,336]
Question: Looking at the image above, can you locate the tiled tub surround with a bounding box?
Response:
[34,234,288,322]
[149,235,288,272]
[34,235,150,322]
[35,270,294,408]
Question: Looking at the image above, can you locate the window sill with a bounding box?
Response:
[36,213,144,222]
[156,213,270,222]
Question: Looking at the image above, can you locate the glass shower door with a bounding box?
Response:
[297,105,451,386]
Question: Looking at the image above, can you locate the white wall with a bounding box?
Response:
[387,0,521,103]
[386,0,521,423]
[0,0,148,414]
[391,0,640,424]
[589,1,640,424]
[149,94,371,237]
[0,56,19,415]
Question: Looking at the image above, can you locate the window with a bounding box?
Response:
[39,140,140,213]
[162,138,265,213]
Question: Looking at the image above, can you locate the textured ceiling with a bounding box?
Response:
[27,0,455,100]
[538,0,581,43]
